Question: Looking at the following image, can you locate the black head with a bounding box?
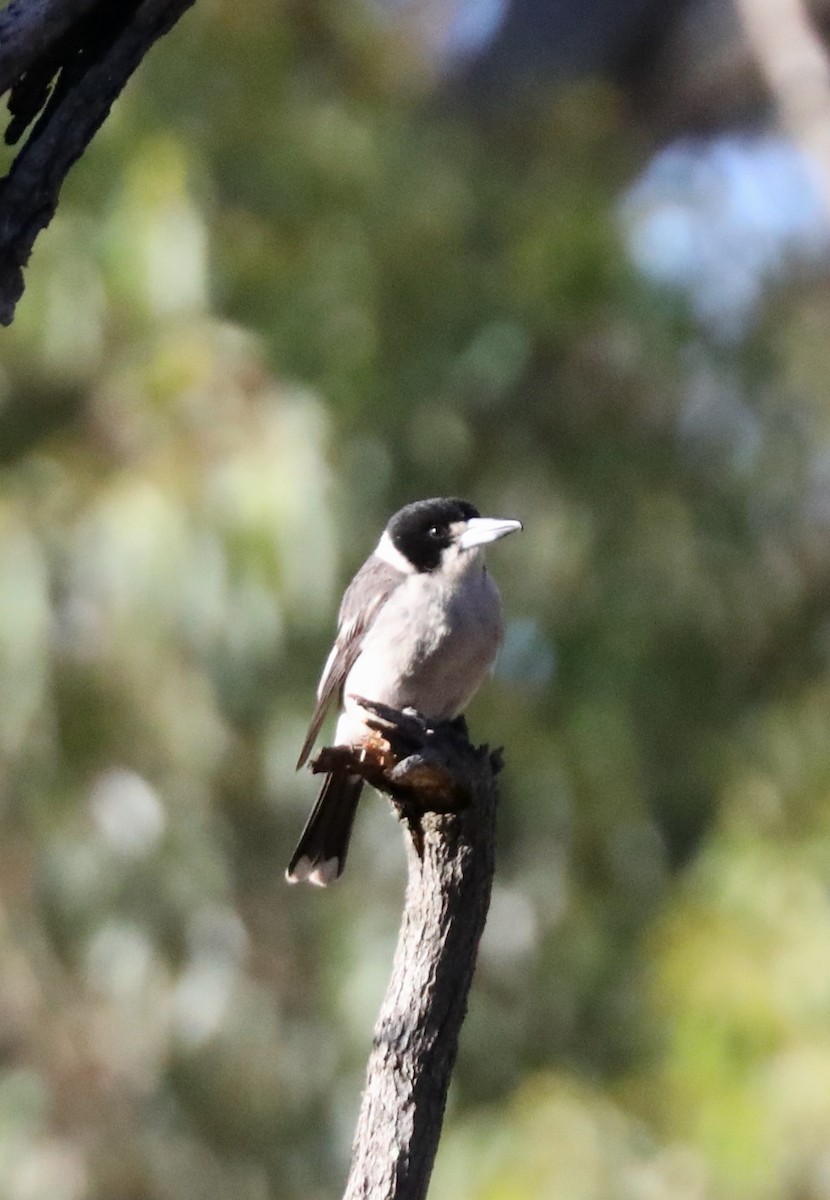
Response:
[386,497,481,573]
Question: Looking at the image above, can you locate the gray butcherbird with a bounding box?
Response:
[287,497,523,886]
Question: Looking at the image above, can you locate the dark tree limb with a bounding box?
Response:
[0,0,196,325]
[0,0,101,96]
[313,700,501,1200]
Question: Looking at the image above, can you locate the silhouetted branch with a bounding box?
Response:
[0,0,99,96]
[318,700,500,1200]
[0,0,196,325]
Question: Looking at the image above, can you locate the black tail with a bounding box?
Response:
[286,772,364,886]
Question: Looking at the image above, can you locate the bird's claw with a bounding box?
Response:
[311,698,496,812]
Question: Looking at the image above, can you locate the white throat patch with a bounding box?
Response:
[375,529,417,574]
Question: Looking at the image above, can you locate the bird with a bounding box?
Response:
[287,496,523,886]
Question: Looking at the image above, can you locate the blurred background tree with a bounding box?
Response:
[3,0,830,1197]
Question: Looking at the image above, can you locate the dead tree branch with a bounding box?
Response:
[0,0,196,325]
[314,699,500,1200]
[0,0,100,96]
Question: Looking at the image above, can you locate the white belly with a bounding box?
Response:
[337,563,503,745]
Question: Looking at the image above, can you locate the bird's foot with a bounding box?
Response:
[309,697,501,814]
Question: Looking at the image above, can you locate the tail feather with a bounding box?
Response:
[286,772,363,886]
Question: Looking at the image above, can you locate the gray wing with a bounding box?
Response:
[295,556,404,769]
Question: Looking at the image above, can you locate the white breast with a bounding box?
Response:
[337,558,504,745]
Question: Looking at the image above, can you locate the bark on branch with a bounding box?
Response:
[0,0,101,96]
[0,0,196,325]
[313,700,500,1200]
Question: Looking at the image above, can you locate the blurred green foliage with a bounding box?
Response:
[2,2,830,1198]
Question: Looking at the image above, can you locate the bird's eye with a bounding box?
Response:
[428,525,443,539]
